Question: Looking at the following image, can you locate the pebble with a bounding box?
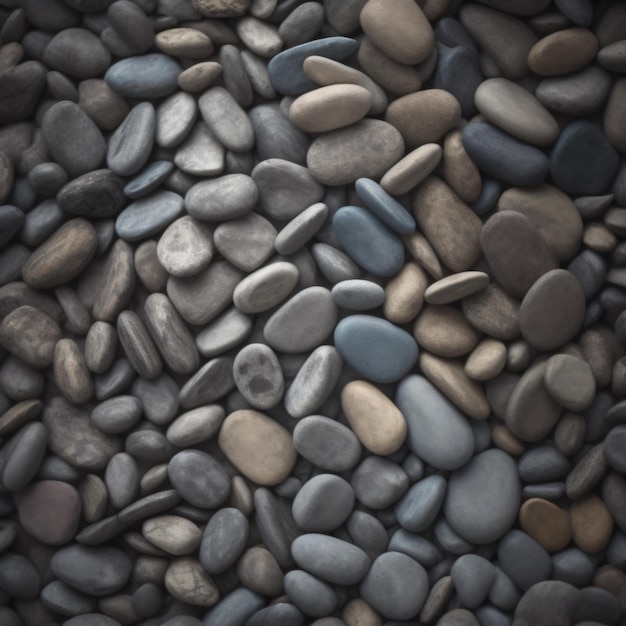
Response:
[571,494,614,553]
[351,456,409,510]
[307,119,405,186]
[43,28,111,79]
[178,61,222,92]
[164,557,219,608]
[107,102,155,177]
[236,545,284,597]
[233,262,299,314]
[396,374,474,470]
[450,554,496,609]
[519,498,571,552]
[292,474,354,532]
[232,343,283,410]
[143,515,201,556]
[0,552,41,600]
[544,353,596,411]
[380,143,442,196]
[219,409,297,486]
[115,190,184,242]
[334,314,418,383]
[57,169,125,219]
[444,448,521,544]
[497,530,552,591]
[0,61,46,126]
[284,570,337,618]
[91,396,142,435]
[355,177,415,235]
[156,216,212,278]
[275,202,328,256]
[395,475,446,533]
[105,54,182,98]
[1,421,47,491]
[528,27,598,76]
[414,304,479,358]
[53,338,93,405]
[291,533,370,586]
[185,173,258,221]
[155,91,197,149]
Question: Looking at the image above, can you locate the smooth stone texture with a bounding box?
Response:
[166,405,224,448]
[199,507,248,574]
[605,425,626,474]
[91,396,141,435]
[264,286,337,354]
[528,27,598,76]
[185,174,258,222]
[219,409,297,486]
[268,36,358,95]
[462,122,550,187]
[332,205,404,277]
[444,448,521,544]
[356,178,415,234]
[351,456,409,509]
[394,475,446,533]
[545,354,596,411]
[388,529,440,568]
[116,310,161,379]
[155,91,197,149]
[518,446,570,483]
[307,119,405,186]
[451,554,496,609]
[275,202,328,256]
[519,269,586,351]
[164,557,219,608]
[1,421,48,491]
[174,122,224,176]
[142,515,201,556]
[0,61,46,125]
[284,570,337,618]
[115,190,184,242]
[0,552,41,599]
[424,272,489,306]
[498,530,552,591]
[53,338,93,405]
[414,304,479,358]
[236,545,284,597]
[168,450,230,509]
[41,101,106,179]
[519,498,572,552]
[396,374,474,470]
[291,533,370,586]
[380,143,442,196]
[51,545,131,596]
[233,262,299,314]
[105,54,182,98]
[57,170,125,219]
[178,356,235,409]
[334,314,418,384]
[123,161,174,199]
[233,343,284,410]
[292,474,354,532]
[293,415,361,472]
[43,28,111,79]
[107,102,155,177]
[157,216,212,278]
[550,121,619,196]
[434,45,482,119]
[331,279,386,311]
[360,552,428,621]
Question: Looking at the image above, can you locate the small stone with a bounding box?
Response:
[380,143,442,196]
[105,54,182,98]
[143,515,201,556]
[465,339,507,381]
[414,304,479,358]
[351,456,409,510]
[53,338,93,405]
[544,354,596,411]
[395,475,446,533]
[232,343,284,410]
[43,27,111,79]
[292,474,354,532]
[115,190,184,242]
[164,557,219,608]
[199,507,249,574]
[571,494,614,553]
[450,554,496,609]
[236,546,284,597]
[284,570,337,618]
[233,262,299,314]
[497,530,552,591]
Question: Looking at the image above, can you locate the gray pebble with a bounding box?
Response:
[203,588,264,626]
[105,452,139,509]
[234,261,299,313]
[497,529,552,591]
[551,547,594,588]
[107,0,155,54]
[174,122,224,176]
[27,161,67,196]
[1,421,47,491]
[131,373,180,426]
[241,49,276,100]
[311,242,362,283]
[123,161,175,199]
[94,359,135,401]
[115,190,184,242]
[85,321,117,375]
[185,173,258,221]
[233,342,284,410]
[41,580,97,617]
[196,306,253,358]
[0,354,43,401]
[57,169,126,219]
[179,356,236,409]
[91,396,143,435]
[166,404,225,447]
[284,570,337,618]
[199,507,249,574]
[275,202,328,256]
[517,445,570,483]
[55,285,91,335]
[117,489,181,525]
[19,198,65,247]
[107,102,155,177]
[351,456,409,509]
[388,529,441,568]
[155,91,198,149]
[125,428,175,464]
[105,53,182,98]
[156,215,213,278]
[43,28,111,79]
[450,554,496,609]
[395,475,447,533]
[0,205,24,249]
[346,510,389,562]
[117,310,162,379]
[0,552,41,599]
[219,43,254,108]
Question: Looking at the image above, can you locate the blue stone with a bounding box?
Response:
[462,122,550,187]
[394,475,447,533]
[388,529,441,568]
[123,161,175,199]
[105,54,182,98]
[550,120,619,196]
[434,44,482,118]
[355,178,416,235]
[268,37,358,95]
[115,190,184,242]
[334,314,418,383]
[332,205,404,278]
[471,176,501,216]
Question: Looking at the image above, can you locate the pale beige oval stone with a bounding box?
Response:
[475,78,559,146]
[419,352,491,420]
[442,130,482,203]
[491,422,525,456]
[178,61,223,93]
[53,338,93,405]
[465,339,507,381]
[289,84,372,133]
[424,271,490,305]
[155,27,214,59]
[402,231,444,280]
[303,56,387,115]
[380,143,442,196]
[143,515,202,556]
[414,305,479,358]
[383,261,428,325]
[165,557,219,607]
[218,409,297,486]
[341,380,407,456]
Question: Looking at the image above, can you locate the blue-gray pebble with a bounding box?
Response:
[355,178,416,234]
[105,54,182,98]
[115,190,184,241]
[394,475,447,533]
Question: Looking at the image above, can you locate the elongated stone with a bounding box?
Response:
[116,310,162,379]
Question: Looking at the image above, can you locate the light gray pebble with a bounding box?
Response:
[195,306,253,358]
[173,122,224,176]
[233,261,299,313]
[185,173,258,221]
[156,216,213,278]
[179,356,236,409]
[275,202,328,256]
[85,321,117,375]
[155,91,197,149]
[91,395,143,435]
[115,190,184,242]
[166,405,225,448]
[331,279,386,311]
[232,343,284,410]
[311,242,362,283]
[351,455,409,509]
[241,50,276,99]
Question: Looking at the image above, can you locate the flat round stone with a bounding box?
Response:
[424,271,489,305]
[341,379,407,455]
[571,494,614,553]
[233,343,284,410]
[334,314,418,384]
[465,339,507,381]
[474,78,559,146]
[233,262,299,313]
[450,554,496,610]
[292,474,354,532]
[156,216,213,278]
[218,409,297,486]
[105,54,182,98]
[263,286,337,353]
[544,354,596,411]
[444,448,521,544]
[185,174,258,222]
[396,374,474,470]
[166,405,225,448]
[332,205,404,277]
[307,119,405,186]
[91,396,142,435]
[331,279,386,311]
[360,552,429,621]
[115,190,184,242]
[199,507,249,575]
[519,269,586,351]
[462,122,550,187]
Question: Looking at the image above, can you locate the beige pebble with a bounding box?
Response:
[53,339,93,405]
[583,222,618,253]
[156,28,214,59]
[380,143,442,196]
[383,261,428,325]
[491,422,525,456]
[236,545,284,597]
[178,61,223,92]
[465,339,507,381]
[571,494,614,553]
[414,305,479,358]
[165,557,219,607]
[342,598,383,626]
[341,380,407,456]
[218,410,297,486]
[424,271,489,305]
[143,515,202,556]
[442,130,482,203]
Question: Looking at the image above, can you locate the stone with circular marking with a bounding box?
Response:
[219,409,297,486]
[232,343,284,410]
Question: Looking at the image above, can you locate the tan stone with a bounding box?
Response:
[380,143,442,196]
[465,339,507,381]
[402,231,444,280]
[178,62,223,93]
[583,223,617,254]
[528,27,599,76]
[53,339,93,405]
[419,352,491,420]
[289,84,372,133]
[414,305,479,358]
[218,410,297,486]
[155,28,214,59]
[571,494,614,553]
[22,218,98,290]
[605,78,626,153]
[442,130,481,203]
[143,515,202,556]
[342,598,383,626]
[236,546,284,596]
[165,557,219,607]
[386,90,461,150]
[383,261,428,325]
[412,176,482,273]
[491,422,525,456]
[519,498,571,552]
[360,0,433,65]
[424,271,489,305]
[341,380,407,455]
[135,240,168,292]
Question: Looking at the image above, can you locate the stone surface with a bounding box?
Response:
[292,474,354,532]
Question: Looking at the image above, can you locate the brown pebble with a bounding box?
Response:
[383,261,428,325]
[402,231,444,280]
[414,305,479,358]
[519,498,571,552]
[22,218,98,290]
[0,399,42,437]
[442,130,481,203]
[178,61,222,92]
[424,271,489,305]
[554,412,586,457]
[164,557,219,607]
[419,575,453,624]
[491,421,525,456]
[236,546,284,597]
[462,284,520,341]
[583,223,617,254]
[528,27,599,76]
[571,494,614,553]
[53,338,93,405]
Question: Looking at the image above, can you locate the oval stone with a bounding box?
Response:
[544,354,596,412]
[292,474,354,532]
[143,515,202,556]
[307,119,404,186]
[334,314,418,383]
[355,177,416,234]
[233,343,284,410]
[332,205,404,277]
[156,216,213,278]
[518,269,586,351]
[218,410,297,486]
[444,448,521,544]
[394,475,447,533]
[200,507,249,575]
[115,190,184,242]
[233,262,299,314]
[331,279,386,311]
[57,169,125,219]
[395,374,474,470]
[105,54,182,98]
[283,570,336,618]
[107,102,155,177]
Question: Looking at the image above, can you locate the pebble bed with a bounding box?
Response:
[1,0,626,624]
